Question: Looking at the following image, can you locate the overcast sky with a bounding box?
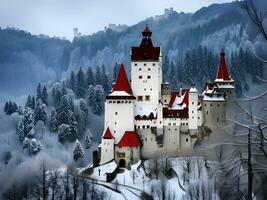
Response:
[0,0,233,40]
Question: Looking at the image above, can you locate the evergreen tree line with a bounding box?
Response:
[163,46,264,95]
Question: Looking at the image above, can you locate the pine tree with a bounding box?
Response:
[76,67,86,98]
[17,106,23,115]
[34,102,47,124]
[57,95,70,125]
[101,65,111,94]
[95,66,102,86]
[69,70,76,92]
[23,108,34,136]
[4,102,8,113]
[85,129,92,149]
[25,95,34,109]
[162,55,170,82]
[58,124,70,140]
[68,110,78,139]
[73,139,85,161]
[87,85,95,107]
[62,81,68,95]
[23,138,41,155]
[37,83,42,100]
[49,107,58,132]
[86,67,95,86]
[41,86,48,105]
[93,85,104,115]
[17,118,25,141]
[169,61,178,89]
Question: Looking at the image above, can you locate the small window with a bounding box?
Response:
[153,63,155,66]
[117,101,121,104]
[138,96,143,101]
[115,122,117,125]
[198,117,200,119]
[148,68,151,71]
[169,128,171,131]
[150,88,152,91]
[145,95,150,101]
[192,111,194,113]
[169,123,171,126]
[206,111,208,115]
[146,125,150,129]
[144,63,147,66]
[142,125,145,129]
[139,68,142,71]
[135,63,137,66]
[217,104,220,107]
[144,88,146,91]
[139,76,142,79]
[210,103,213,107]
[115,112,118,115]
[192,117,194,119]
[217,117,219,123]
[147,76,151,79]
[186,138,189,142]
[164,100,167,102]
[192,102,194,105]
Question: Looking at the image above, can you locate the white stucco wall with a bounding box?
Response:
[100,138,114,164]
[105,99,135,143]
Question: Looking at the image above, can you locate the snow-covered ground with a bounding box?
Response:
[80,157,220,200]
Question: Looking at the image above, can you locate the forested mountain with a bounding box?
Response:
[0,1,266,99]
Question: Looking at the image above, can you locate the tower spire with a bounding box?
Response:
[215,48,233,81]
[142,24,152,38]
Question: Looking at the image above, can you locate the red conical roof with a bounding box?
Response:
[116,131,141,147]
[102,127,113,139]
[112,64,133,95]
[142,24,152,37]
[216,49,232,81]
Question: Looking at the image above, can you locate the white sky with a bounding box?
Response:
[0,0,233,40]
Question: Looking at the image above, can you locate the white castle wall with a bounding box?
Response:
[203,100,226,129]
[105,99,135,143]
[131,61,162,109]
[188,89,198,131]
[100,138,115,164]
[163,125,180,156]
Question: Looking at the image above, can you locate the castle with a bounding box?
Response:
[98,25,235,168]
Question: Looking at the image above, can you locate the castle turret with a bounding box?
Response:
[99,127,115,164]
[131,25,162,109]
[214,49,235,121]
[188,84,198,134]
[105,64,135,143]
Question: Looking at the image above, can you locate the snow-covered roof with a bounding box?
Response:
[203,95,225,102]
[134,105,157,117]
[106,64,135,100]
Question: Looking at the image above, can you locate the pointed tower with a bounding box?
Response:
[131,25,162,109]
[104,64,135,144]
[99,127,115,164]
[214,49,235,121]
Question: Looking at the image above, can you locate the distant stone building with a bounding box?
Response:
[97,25,235,168]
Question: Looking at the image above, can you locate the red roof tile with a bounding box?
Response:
[116,131,141,147]
[113,64,132,94]
[102,127,113,139]
[168,89,189,108]
[216,49,232,81]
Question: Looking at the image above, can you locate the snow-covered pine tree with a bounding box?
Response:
[62,81,68,95]
[68,110,78,139]
[101,64,111,94]
[86,67,95,86]
[17,118,25,141]
[25,95,34,109]
[87,85,95,107]
[85,129,92,149]
[57,95,70,125]
[41,85,48,106]
[51,82,62,110]
[36,83,42,101]
[58,124,70,141]
[76,67,86,98]
[23,108,34,135]
[49,107,58,132]
[23,137,41,155]
[69,70,76,92]
[34,101,47,124]
[95,65,102,86]
[93,85,104,115]
[73,139,85,161]
[27,128,35,138]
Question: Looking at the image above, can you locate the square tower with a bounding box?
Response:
[131,25,162,109]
